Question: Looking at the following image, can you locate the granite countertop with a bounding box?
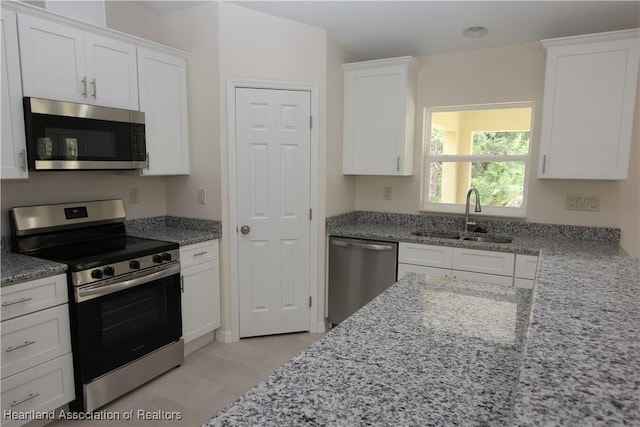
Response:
[207,274,534,426]
[1,216,222,286]
[126,216,222,245]
[0,250,67,287]
[206,215,638,425]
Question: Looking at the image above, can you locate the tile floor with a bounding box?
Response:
[46,332,324,427]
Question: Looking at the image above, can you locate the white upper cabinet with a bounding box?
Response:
[343,56,419,175]
[538,29,639,180]
[138,46,190,176]
[18,13,138,110]
[1,8,28,179]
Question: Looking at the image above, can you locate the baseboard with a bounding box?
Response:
[214,328,238,343]
[184,331,215,356]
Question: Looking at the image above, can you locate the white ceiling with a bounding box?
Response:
[140,1,640,61]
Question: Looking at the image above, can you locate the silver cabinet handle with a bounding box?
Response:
[397,155,400,172]
[81,77,87,97]
[331,240,395,251]
[542,155,547,174]
[6,340,36,352]
[240,225,250,235]
[19,149,27,171]
[2,297,32,306]
[91,78,97,99]
[10,392,39,407]
[194,251,208,256]
[146,152,150,169]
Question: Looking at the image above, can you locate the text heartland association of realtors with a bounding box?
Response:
[3,409,183,421]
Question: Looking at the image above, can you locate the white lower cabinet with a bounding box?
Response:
[0,274,74,427]
[514,254,539,289]
[398,242,537,288]
[180,240,220,347]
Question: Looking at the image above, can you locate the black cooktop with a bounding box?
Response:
[34,236,178,272]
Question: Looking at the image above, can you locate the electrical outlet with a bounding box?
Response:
[197,188,207,205]
[383,186,392,201]
[566,194,600,212]
[129,187,139,204]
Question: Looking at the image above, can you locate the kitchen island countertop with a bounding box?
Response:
[206,274,533,426]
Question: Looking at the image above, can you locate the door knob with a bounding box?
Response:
[240,225,251,234]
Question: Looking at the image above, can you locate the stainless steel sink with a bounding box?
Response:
[462,236,513,244]
[411,231,460,239]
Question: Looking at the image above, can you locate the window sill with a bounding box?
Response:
[420,203,527,219]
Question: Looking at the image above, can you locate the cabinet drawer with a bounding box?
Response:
[515,254,539,279]
[1,354,74,426]
[398,243,453,269]
[1,305,71,379]
[453,248,515,277]
[180,240,219,267]
[398,263,450,280]
[453,270,514,287]
[1,275,67,321]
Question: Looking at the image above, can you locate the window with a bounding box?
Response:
[422,103,533,217]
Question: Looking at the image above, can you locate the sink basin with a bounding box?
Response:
[411,231,460,239]
[462,236,513,244]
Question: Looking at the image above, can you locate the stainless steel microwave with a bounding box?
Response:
[23,97,146,171]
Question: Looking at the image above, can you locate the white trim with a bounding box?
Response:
[226,78,321,342]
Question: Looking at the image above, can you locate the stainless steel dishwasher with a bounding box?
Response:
[328,236,398,325]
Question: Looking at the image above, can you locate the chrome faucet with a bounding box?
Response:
[464,188,482,233]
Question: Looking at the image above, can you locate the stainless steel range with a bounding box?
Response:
[9,199,183,412]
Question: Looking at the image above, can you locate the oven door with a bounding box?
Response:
[72,266,182,382]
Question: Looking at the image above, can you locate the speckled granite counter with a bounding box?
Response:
[205,213,638,425]
[1,249,67,287]
[206,274,534,426]
[126,216,221,245]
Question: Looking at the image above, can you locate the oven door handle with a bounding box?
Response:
[76,263,180,302]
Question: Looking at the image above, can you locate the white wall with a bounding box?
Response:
[326,36,357,216]
[353,43,640,256]
[159,2,221,221]
[216,2,328,336]
[104,1,162,43]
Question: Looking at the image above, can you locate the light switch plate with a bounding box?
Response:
[383,186,392,201]
[130,187,140,204]
[197,188,207,205]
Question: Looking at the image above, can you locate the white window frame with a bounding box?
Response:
[420,102,535,218]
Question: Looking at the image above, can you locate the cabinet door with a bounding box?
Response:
[452,248,515,277]
[539,32,639,179]
[1,9,28,179]
[515,254,539,279]
[398,242,453,269]
[1,305,71,379]
[85,33,138,109]
[1,354,74,425]
[343,57,416,175]
[181,260,220,343]
[18,13,86,103]
[138,47,190,175]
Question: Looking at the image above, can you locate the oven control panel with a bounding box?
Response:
[72,249,180,287]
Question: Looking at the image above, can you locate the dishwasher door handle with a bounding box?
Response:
[330,240,395,251]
